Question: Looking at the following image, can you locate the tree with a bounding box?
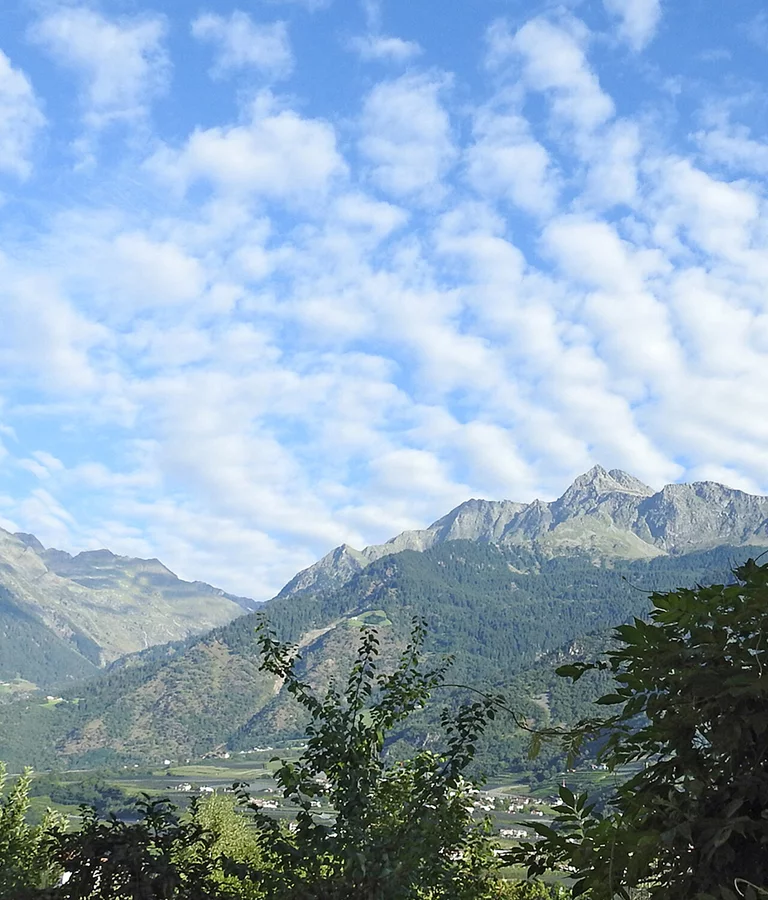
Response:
[0,763,64,896]
[41,795,226,899]
[511,558,768,900]
[185,793,264,899]
[499,884,570,899]
[236,616,506,899]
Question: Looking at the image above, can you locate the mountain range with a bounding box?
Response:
[1,465,768,771]
[281,465,768,596]
[0,528,257,687]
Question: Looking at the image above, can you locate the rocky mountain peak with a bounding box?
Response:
[280,467,768,599]
[557,465,652,508]
[607,469,654,495]
[14,532,46,554]
[0,527,256,673]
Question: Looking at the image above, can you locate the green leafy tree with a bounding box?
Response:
[0,763,64,896]
[511,558,768,900]
[238,616,506,899]
[184,794,263,899]
[499,884,570,899]
[40,795,226,899]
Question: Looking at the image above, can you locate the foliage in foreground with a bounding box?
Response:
[237,617,504,899]
[41,796,222,900]
[0,763,64,896]
[510,558,768,900]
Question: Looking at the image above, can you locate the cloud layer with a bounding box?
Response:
[1,0,767,599]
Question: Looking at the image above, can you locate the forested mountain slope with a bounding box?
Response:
[0,541,758,771]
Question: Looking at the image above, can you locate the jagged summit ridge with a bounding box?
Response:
[281,468,768,597]
[557,465,653,506]
[0,527,257,672]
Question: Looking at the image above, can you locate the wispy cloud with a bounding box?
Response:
[0,50,45,178]
[29,5,168,128]
[192,12,294,80]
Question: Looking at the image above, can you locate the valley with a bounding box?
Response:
[3,467,768,777]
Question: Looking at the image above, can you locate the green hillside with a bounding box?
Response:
[0,529,256,688]
[0,541,758,772]
[0,585,98,687]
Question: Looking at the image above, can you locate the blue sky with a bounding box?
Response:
[1,0,768,599]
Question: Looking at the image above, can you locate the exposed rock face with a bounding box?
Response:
[0,529,257,665]
[283,466,768,597]
[278,544,369,596]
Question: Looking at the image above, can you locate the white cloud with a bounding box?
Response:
[350,35,422,63]
[742,11,768,50]
[331,192,408,236]
[488,17,614,133]
[4,6,768,601]
[0,261,109,392]
[29,6,168,126]
[369,448,470,502]
[0,51,45,178]
[19,450,65,480]
[13,487,78,550]
[696,121,768,175]
[650,158,761,259]
[541,217,681,386]
[583,119,641,207]
[359,73,456,201]
[148,93,345,200]
[603,0,662,51]
[466,105,558,215]
[264,0,331,9]
[110,234,207,308]
[192,12,293,79]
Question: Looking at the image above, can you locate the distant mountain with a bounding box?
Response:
[2,467,768,770]
[0,540,760,772]
[281,467,768,597]
[0,528,258,687]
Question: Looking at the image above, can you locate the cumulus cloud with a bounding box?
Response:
[466,105,559,215]
[359,73,456,201]
[0,51,45,178]
[487,17,614,133]
[583,119,641,207]
[29,6,168,126]
[696,120,768,175]
[603,0,662,51]
[147,93,345,200]
[0,263,109,392]
[192,12,293,79]
[650,158,760,259]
